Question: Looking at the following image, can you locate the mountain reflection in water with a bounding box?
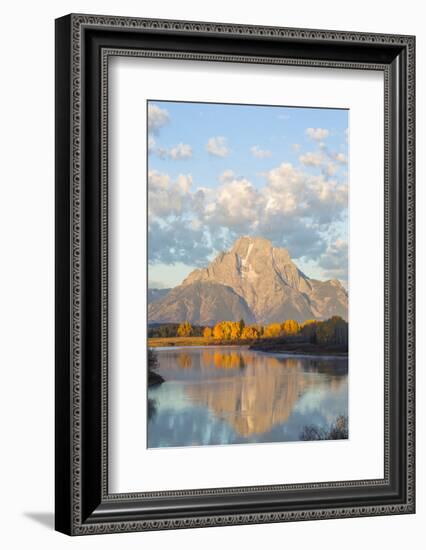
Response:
[147,346,348,448]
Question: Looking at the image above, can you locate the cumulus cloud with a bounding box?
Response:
[205,164,346,257]
[151,142,193,160]
[148,170,192,218]
[148,161,348,268]
[156,142,192,160]
[333,152,347,164]
[262,163,347,225]
[169,142,192,160]
[325,162,338,177]
[148,135,156,153]
[148,104,170,133]
[292,143,301,152]
[318,239,348,283]
[219,169,237,183]
[250,145,272,159]
[204,178,259,229]
[148,219,213,266]
[206,136,230,157]
[306,127,330,141]
[299,151,323,167]
[147,103,193,160]
[299,142,347,179]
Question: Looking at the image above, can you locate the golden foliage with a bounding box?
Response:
[241,325,261,339]
[264,323,282,338]
[175,316,347,346]
[177,321,192,337]
[281,319,300,335]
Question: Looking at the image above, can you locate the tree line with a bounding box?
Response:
[148,322,205,338]
[173,316,348,345]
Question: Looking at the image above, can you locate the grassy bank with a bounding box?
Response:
[300,416,348,440]
[148,337,254,347]
[148,337,347,355]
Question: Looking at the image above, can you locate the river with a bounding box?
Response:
[147,346,348,448]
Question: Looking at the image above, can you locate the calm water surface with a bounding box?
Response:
[147,346,348,448]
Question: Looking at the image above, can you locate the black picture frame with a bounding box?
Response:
[55,13,415,535]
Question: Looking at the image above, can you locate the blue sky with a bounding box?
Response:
[148,100,348,289]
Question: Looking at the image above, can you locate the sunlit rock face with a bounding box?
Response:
[148,236,348,324]
[147,281,255,325]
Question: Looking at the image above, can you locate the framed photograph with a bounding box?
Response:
[55,14,415,535]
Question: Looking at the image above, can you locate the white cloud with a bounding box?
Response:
[148,170,192,218]
[155,147,168,159]
[202,163,347,256]
[262,163,347,224]
[205,178,259,228]
[148,219,213,266]
[306,127,330,141]
[292,144,301,152]
[148,161,348,267]
[219,169,237,183]
[148,135,156,152]
[319,239,348,283]
[148,104,170,133]
[299,143,347,178]
[169,143,193,160]
[325,162,338,176]
[250,145,272,159]
[299,151,323,167]
[151,142,193,160]
[334,152,347,164]
[175,173,192,194]
[206,136,230,157]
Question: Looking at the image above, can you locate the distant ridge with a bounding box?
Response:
[148,236,348,325]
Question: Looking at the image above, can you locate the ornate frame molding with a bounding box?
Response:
[55,14,415,535]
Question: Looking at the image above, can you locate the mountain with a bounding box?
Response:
[148,281,255,325]
[147,288,171,305]
[148,236,348,325]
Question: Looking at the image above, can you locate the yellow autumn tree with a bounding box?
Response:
[230,321,241,340]
[264,323,282,338]
[213,323,224,340]
[177,321,192,337]
[203,327,212,338]
[241,325,261,339]
[281,319,300,336]
[212,321,232,340]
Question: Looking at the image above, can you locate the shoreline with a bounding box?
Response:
[148,371,165,386]
[249,342,348,357]
[148,338,256,348]
[256,349,348,358]
[148,340,347,357]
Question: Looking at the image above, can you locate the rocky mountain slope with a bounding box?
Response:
[148,281,255,325]
[148,236,348,325]
[147,288,170,305]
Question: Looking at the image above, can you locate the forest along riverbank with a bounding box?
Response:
[148,316,349,354]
